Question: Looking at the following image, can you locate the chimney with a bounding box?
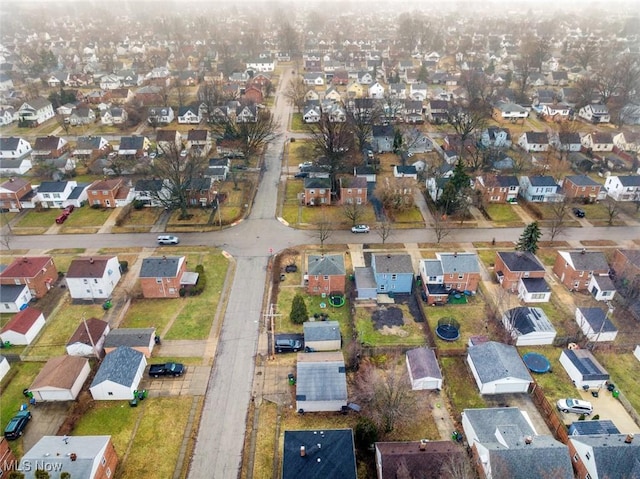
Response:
[300,446,306,457]
[89,258,94,264]
[419,439,428,451]
[162,255,167,261]
[524,436,533,445]
[70,453,77,462]
[581,248,586,255]
[454,252,458,258]
[625,434,634,444]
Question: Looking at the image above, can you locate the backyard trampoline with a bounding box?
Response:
[435,317,460,341]
[522,352,551,373]
[329,292,345,307]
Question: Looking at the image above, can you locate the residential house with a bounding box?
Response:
[553,250,612,294]
[306,254,345,295]
[295,351,348,413]
[99,74,121,90]
[101,106,127,125]
[177,105,202,124]
[303,321,341,352]
[494,251,547,294]
[567,434,640,479]
[90,346,147,400]
[368,81,385,99]
[147,106,174,125]
[604,175,640,201]
[578,104,610,124]
[502,307,556,346]
[0,256,58,298]
[108,88,134,104]
[17,98,54,125]
[304,89,320,103]
[139,256,187,299]
[518,131,550,152]
[19,435,118,479]
[282,429,356,479]
[357,71,374,85]
[73,135,110,162]
[118,135,149,158]
[371,253,414,294]
[404,129,433,154]
[205,158,229,182]
[426,99,448,124]
[393,165,418,179]
[156,129,182,155]
[547,71,569,86]
[303,103,321,123]
[353,266,377,301]
[561,175,602,201]
[481,126,512,148]
[0,307,45,345]
[555,132,582,152]
[236,104,258,123]
[303,72,325,86]
[409,82,428,101]
[462,407,573,479]
[372,125,394,153]
[575,307,618,342]
[0,157,32,175]
[375,441,466,479]
[135,85,163,105]
[66,317,110,357]
[103,328,156,358]
[540,102,571,121]
[87,178,133,208]
[337,176,367,206]
[29,355,91,401]
[467,341,533,394]
[406,347,442,390]
[69,106,96,126]
[613,131,640,153]
[303,177,331,206]
[186,129,212,156]
[354,165,376,183]
[0,136,32,159]
[65,256,122,301]
[324,86,342,102]
[0,177,34,211]
[246,57,275,73]
[518,175,561,202]
[0,284,32,312]
[0,436,17,477]
[611,248,640,283]
[346,81,364,98]
[419,252,480,305]
[185,177,217,206]
[32,135,69,160]
[475,175,519,203]
[492,101,529,123]
[403,99,424,124]
[581,131,614,152]
[559,349,610,390]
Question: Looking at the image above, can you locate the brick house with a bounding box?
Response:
[139,256,187,298]
[567,434,639,479]
[552,250,611,292]
[186,129,213,156]
[73,135,111,162]
[185,177,217,207]
[306,254,346,295]
[494,251,546,292]
[31,135,70,160]
[0,256,58,298]
[0,437,18,477]
[419,252,481,304]
[303,177,332,206]
[474,175,519,203]
[611,249,640,282]
[0,177,34,211]
[87,178,132,208]
[561,175,602,201]
[338,176,367,205]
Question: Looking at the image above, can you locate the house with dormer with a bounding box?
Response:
[579,104,610,124]
[0,137,32,159]
[540,103,571,121]
[73,135,111,162]
[32,135,69,160]
[18,98,54,125]
[612,131,640,153]
[147,106,174,125]
[101,107,127,125]
[177,105,202,124]
[236,104,258,123]
[581,132,614,152]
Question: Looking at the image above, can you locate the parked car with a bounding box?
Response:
[275,338,302,353]
[55,212,69,224]
[180,150,188,157]
[4,410,31,440]
[556,398,593,415]
[149,152,157,159]
[573,208,586,218]
[63,205,75,214]
[294,172,308,178]
[299,161,313,169]
[157,235,180,245]
[351,224,370,234]
[284,264,298,273]
[149,362,185,378]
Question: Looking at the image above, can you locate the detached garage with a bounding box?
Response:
[559,349,609,390]
[406,347,442,390]
[29,356,91,401]
[303,321,341,351]
[0,307,45,345]
[467,341,532,394]
[0,355,10,382]
[90,346,146,400]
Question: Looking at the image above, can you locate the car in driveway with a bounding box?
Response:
[275,337,303,353]
[149,362,185,378]
[351,224,370,234]
[573,208,586,218]
[284,264,298,273]
[556,398,593,415]
[4,410,31,440]
[294,172,308,178]
[299,161,313,169]
[157,235,180,245]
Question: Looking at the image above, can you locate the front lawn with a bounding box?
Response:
[62,206,113,228]
[485,204,523,224]
[440,356,486,413]
[14,209,61,228]
[290,113,310,132]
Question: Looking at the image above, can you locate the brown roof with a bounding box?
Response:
[33,135,64,151]
[88,178,123,191]
[187,129,208,141]
[30,356,89,390]
[156,129,179,142]
[0,256,53,279]
[66,256,114,278]
[1,178,30,192]
[375,441,467,479]
[115,186,130,200]
[1,307,44,334]
[67,318,109,346]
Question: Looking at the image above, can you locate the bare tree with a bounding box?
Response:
[311,217,333,252]
[459,69,493,104]
[0,219,12,252]
[347,98,381,152]
[604,198,620,226]
[282,76,307,113]
[377,220,393,244]
[308,113,355,191]
[211,109,279,164]
[446,102,488,161]
[378,177,415,213]
[173,79,189,109]
[55,114,71,136]
[547,198,571,244]
[440,450,474,479]
[432,207,451,244]
[342,203,365,226]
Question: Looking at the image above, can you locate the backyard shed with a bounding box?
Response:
[502,307,557,346]
[303,321,341,351]
[66,317,110,357]
[406,347,443,390]
[103,327,155,357]
[0,307,45,345]
[467,341,532,394]
[559,349,609,390]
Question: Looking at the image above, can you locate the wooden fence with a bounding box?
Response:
[529,380,569,444]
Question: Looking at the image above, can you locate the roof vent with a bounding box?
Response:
[625,434,634,444]
[524,436,533,445]
[89,258,94,264]
[419,439,428,450]
[300,446,306,457]
[581,248,586,254]
[70,453,77,461]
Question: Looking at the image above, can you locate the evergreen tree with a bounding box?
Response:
[290,293,308,324]
[437,159,470,214]
[516,222,542,254]
[393,128,403,154]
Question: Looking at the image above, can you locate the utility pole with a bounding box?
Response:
[263,303,281,360]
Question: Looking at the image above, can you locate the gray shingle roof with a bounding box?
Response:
[406,347,442,381]
[468,341,532,383]
[282,429,357,479]
[506,307,555,335]
[37,181,69,193]
[569,434,640,478]
[104,328,155,349]
[528,175,557,187]
[304,321,341,342]
[139,256,184,278]
[565,251,609,271]
[308,254,345,276]
[354,266,376,289]
[423,259,443,277]
[565,175,600,187]
[1,284,27,302]
[520,277,550,293]
[498,251,545,273]
[617,175,640,187]
[91,346,144,387]
[438,252,479,274]
[373,254,414,274]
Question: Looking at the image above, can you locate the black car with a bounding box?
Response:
[284,264,298,273]
[4,410,31,440]
[275,338,303,353]
[573,208,586,218]
[294,172,308,178]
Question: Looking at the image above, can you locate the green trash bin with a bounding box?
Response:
[613,389,620,398]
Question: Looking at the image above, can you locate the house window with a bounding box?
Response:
[573,453,579,462]
[391,274,397,280]
[83,279,89,284]
[53,193,61,199]
[3,304,9,310]
[356,197,362,205]
[319,189,326,194]
[169,288,176,294]
[531,293,546,300]
[347,189,352,194]
[585,452,591,460]
[428,276,437,282]
[601,291,610,297]
[94,278,99,284]
[574,282,580,288]
[324,275,329,280]
[458,274,464,279]
[106,467,112,478]
[156,278,162,284]
[523,272,530,278]
[102,457,107,466]
[92,191,98,195]
[14,279,20,285]
[98,289,104,295]
[86,289,91,294]
[108,391,113,396]
[579,271,584,277]
[380,284,386,291]
[585,475,591,479]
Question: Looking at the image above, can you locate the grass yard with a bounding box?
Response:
[120,298,184,332]
[594,351,640,414]
[440,356,486,413]
[62,206,113,228]
[355,304,426,347]
[424,301,488,350]
[250,402,278,479]
[517,346,576,403]
[73,401,140,456]
[26,300,106,358]
[389,207,424,227]
[165,251,230,340]
[290,113,310,132]
[485,204,523,225]
[535,297,576,337]
[536,247,561,267]
[14,209,61,228]
[0,212,17,226]
[113,207,162,233]
[167,208,212,226]
[476,249,497,268]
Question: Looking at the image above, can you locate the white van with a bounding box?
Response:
[157,235,179,245]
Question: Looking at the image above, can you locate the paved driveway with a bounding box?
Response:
[483,393,552,436]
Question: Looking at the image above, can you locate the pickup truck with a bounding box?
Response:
[148,362,185,378]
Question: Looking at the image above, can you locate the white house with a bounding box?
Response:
[177,105,202,124]
[604,175,640,202]
[29,356,91,401]
[36,180,78,208]
[578,104,610,124]
[0,355,9,382]
[517,277,551,303]
[0,284,32,312]
[0,137,32,158]
[295,351,348,412]
[575,307,618,342]
[518,131,550,152]
[503,307,556,346]
[581,132,614,152]
[303,321,341,351]
[66,318,110,357]
[147,106,174,125]
[493,101,529,121]
[559,349,609,390]
[0,307,45,345]
[0,158,33,175]
[18,98,55,125]
[519,175,561,202]
[89,346,146,400]
[467,341,532,394]
[406,347,443,390]
[612,131,640,153]
[246,57,275,72]
[65,256,122,300]
[368,81,385,99]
